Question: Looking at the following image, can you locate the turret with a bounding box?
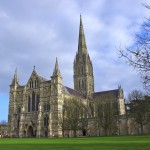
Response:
[8,68,19,137]
[118,85,125,115]
[10,68,19,88]
[50,58,63,137]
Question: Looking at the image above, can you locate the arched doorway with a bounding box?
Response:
[45,130,48,137]
[23,131,26,137]
[82,129,87,136]
[27,126,34,137]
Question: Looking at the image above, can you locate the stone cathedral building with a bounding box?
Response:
[7,16,126,138]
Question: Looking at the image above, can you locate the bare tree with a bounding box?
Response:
[94,94,118,136]
[63,97,88,137]
[128,90,150,134]
[119,4,150,93]
[0,120,7,125]
[79,102,89,136]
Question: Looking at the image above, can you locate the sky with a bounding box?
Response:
[0,0,149,121]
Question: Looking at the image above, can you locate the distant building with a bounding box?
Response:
[8,16,140,138]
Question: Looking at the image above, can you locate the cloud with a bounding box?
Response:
[0,0,149,120]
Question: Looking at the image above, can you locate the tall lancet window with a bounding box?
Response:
[44,115,49,128]
[32,92,35,111]
[82,80,84,89]
[36,94,39,111]
[28,96,31,112]
[79,80,81,89]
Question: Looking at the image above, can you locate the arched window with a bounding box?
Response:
[36,94,39,111]
[47,104,50,111]
[28,96,31,112]
[79,80,81,89]
[44,116,49,127]
[17,107,21,114]
[82,80,84,89]
[32,92,35,111]
[17,117,20,129]
[34,80,36,88]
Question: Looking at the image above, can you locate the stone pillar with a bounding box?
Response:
[37,102,43,138]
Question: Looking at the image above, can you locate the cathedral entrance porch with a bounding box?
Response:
[27,126,34,137]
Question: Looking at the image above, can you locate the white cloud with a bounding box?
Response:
[0,0,149,121]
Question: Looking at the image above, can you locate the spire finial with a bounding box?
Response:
[52,57,61,77]
[33,65,35,70]
[14,68,18,79]
[11,68,19,86]
[15,68,17,75]
[78,15,87,54]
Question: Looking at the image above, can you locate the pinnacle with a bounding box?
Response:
[11,68,19,85]
[78,15,87,54]
[53,57,61,77]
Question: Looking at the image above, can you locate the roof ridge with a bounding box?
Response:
[94,89,118,94]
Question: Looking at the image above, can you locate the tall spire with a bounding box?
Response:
[74,15,94,98]
[78,15,87,54]
[11,68,19,86]
[53,58,61,76]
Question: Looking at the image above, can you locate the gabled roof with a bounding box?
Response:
[37,75,48,82]
[27,69,48,85]
[93,89,119,99]
[63,86,84,98]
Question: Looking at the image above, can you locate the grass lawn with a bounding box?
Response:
[0,135,150,150]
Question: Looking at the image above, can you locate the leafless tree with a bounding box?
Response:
[118,4,150,94]
[128,90,150,134]
[63,97,88,137]
[94,94,118,136]
[0,120,7,125]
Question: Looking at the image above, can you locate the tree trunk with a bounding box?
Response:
[62,130,64,137]
[98,122,101,136]
[73,130,77,137]
[105,128,110,136]
[140,124,144,135]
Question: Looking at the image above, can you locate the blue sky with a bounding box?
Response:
[0,0,149,121]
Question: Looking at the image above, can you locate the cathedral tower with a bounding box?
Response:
[50,58,63,137]
[74,16,94,98]
[8,69,19,136]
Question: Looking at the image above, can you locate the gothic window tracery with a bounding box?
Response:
[27,92,40,112]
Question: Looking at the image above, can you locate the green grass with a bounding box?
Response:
[0,135,150,150]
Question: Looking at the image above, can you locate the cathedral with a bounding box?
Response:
[7,16,126,137]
